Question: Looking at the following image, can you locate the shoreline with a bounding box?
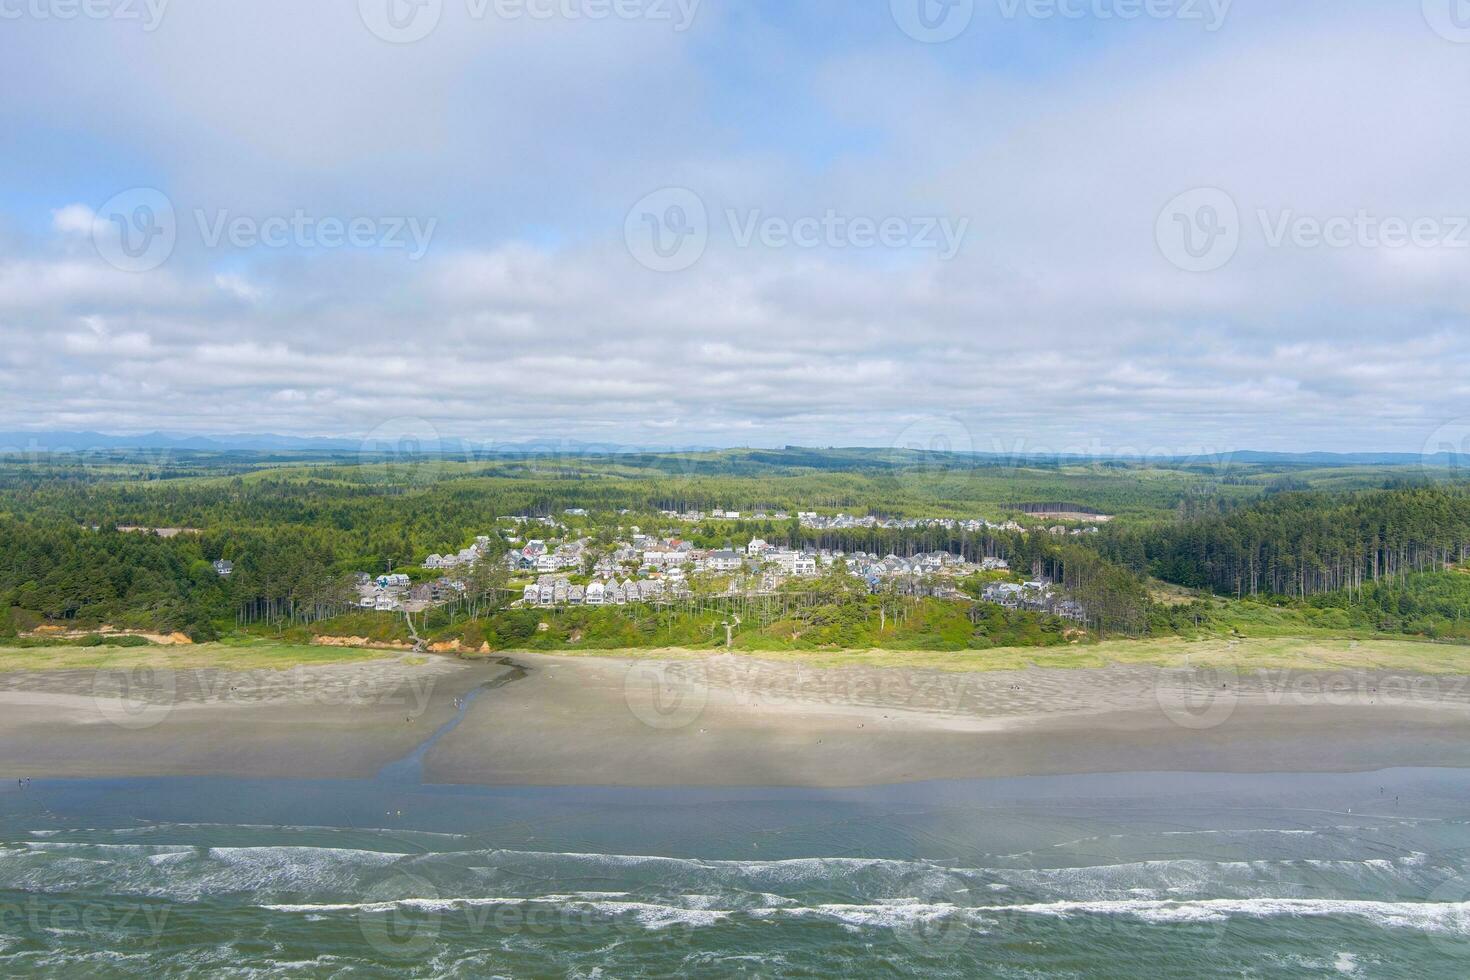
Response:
[2,644,1470,786]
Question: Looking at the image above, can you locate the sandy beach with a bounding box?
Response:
[0,654,487,780]
[4,648,1470,785]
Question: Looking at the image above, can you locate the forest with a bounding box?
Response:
[0,448,1467,652]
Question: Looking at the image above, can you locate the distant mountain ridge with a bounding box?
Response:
[0,431,714,455]
[0,432,1460,466]
[0,431,364,452]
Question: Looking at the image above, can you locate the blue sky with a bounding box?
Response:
[1,0,1468,455]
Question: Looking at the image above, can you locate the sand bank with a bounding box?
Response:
[4,648,1469,785]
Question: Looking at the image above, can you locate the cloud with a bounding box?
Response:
[51,204,96,236]
[0,0,1465,451]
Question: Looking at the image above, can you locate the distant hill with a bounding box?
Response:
[0,433,1459,469]
[0,431,365,453]
[0,431,717,456]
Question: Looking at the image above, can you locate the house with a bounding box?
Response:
[568,584,585,605]
[643,549,683,569]
[586,581,605,605]
[522,584,539,605]
[982,583,1024,609]
[212,559,234,577]
[707,550,742,573]
[1054,599,1088,622]
[746,538,770,556]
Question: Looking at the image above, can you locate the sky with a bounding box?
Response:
[1,0,1468,456]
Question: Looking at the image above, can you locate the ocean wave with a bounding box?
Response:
[255,894,1470,935]
[3,841,1459,913]
[1004,897,1470,932]
[262,896,731,930]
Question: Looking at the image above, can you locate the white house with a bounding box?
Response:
[707,550,742,572]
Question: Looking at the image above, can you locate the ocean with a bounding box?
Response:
[3,762,1469,976]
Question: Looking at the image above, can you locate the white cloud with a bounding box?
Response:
[0,1,1465,451]
[51,204,96,236]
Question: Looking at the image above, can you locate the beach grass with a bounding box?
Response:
[7,632,1468,677]
[0,637,392,672]
[492,634,1470,674]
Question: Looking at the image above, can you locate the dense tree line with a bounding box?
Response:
[1096,486,1470,598]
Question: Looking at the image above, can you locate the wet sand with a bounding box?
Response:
[0,655,492,779]
[426,653,1470,786]
[3,652,1470,785]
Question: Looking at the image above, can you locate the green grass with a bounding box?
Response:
[499,634,1470,674]
[0,636,392,672]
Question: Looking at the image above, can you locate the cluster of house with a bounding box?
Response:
[794,513,1025,533]
[424,535,494,570]
[503,532,1020,608]
[355,572,464,612]
[659,509,1026,533]
[520,574,693,607]
[1046,525,1101,537]
[660,508,781,522]
[981,580,1088,623]
[352,511,1084,622]
[504,538,586,574]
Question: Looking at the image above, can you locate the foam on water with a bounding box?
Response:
[249,893,1470,936]
[3,840,1457,910]
[7,769,1470,976]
